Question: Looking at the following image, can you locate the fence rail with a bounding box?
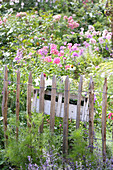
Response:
[1,66,113,162]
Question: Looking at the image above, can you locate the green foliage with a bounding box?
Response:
[3,112,62,169]
[4,112,43,168]
[68,128,87,161]
[68,128,99,169]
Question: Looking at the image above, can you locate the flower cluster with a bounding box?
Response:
[53,14,61,22]
[64,16,79,29]
[108,113,113,120]
[16,12,27,17]
[14,49,23,62]
[79,25,112,56]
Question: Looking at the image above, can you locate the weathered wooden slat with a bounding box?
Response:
[39,73,45,133]
[50,75,56,133]
[34,89,86,101]
[56,93,62,117]
[63,76,70,156]
[102,78,107,162]
[76,75,83,129]
[16,69,20,140]
[32,89,37,112]
[2,66,8,147]
[89,76,94,153]
[27,72,32,127]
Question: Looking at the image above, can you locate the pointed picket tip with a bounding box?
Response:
[80,74,83,80]
[52,75,56,88]
[17,69,20,76]
[65,76,70,91]
[40,73,45,88]
[89,76,94,90]
[65,76,69,83]
[5,65,7,71]
[104,77,107,84]
[41,72,44,79]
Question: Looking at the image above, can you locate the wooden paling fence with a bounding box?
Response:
[2,66,108,162]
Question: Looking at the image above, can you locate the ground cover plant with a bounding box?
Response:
[0,0,113,169]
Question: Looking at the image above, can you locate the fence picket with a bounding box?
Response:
[50,75,56,133]
[102,77,107,162]
[76,75,83,129]
[27,72,32,127]
[2,66,8,147]
[63,76,70,156]
[56,93,62,117]
[89,76,94,152]
[39,73,45,133]
[16,69,20,140]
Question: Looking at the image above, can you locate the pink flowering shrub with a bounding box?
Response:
[79,25,112,57]
[63,15,79,29]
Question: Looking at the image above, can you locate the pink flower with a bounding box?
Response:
[63,57,66,60]
[68,16,73,21]
[106,33,111,40]
[59,124,62,127]
[59,64,62,67]
[58,50,64,57]
[88,25,95,31]
[3,17,7,22]
[108,113,113,120]
[53,14,61,21]
[50,49,59,55]
[64,41,67,45]
[43,73,46,77]
[98,37,104,44]
[16,13,21,17]
[95,47,99,51]
[53,57,60,64]
[83,41,90,48]
[0,20,3,25]
[50,44,57,50]
[63,16,68,20]
[90,38,96,44]
[44,56,52,62]
[65,65,70,70]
